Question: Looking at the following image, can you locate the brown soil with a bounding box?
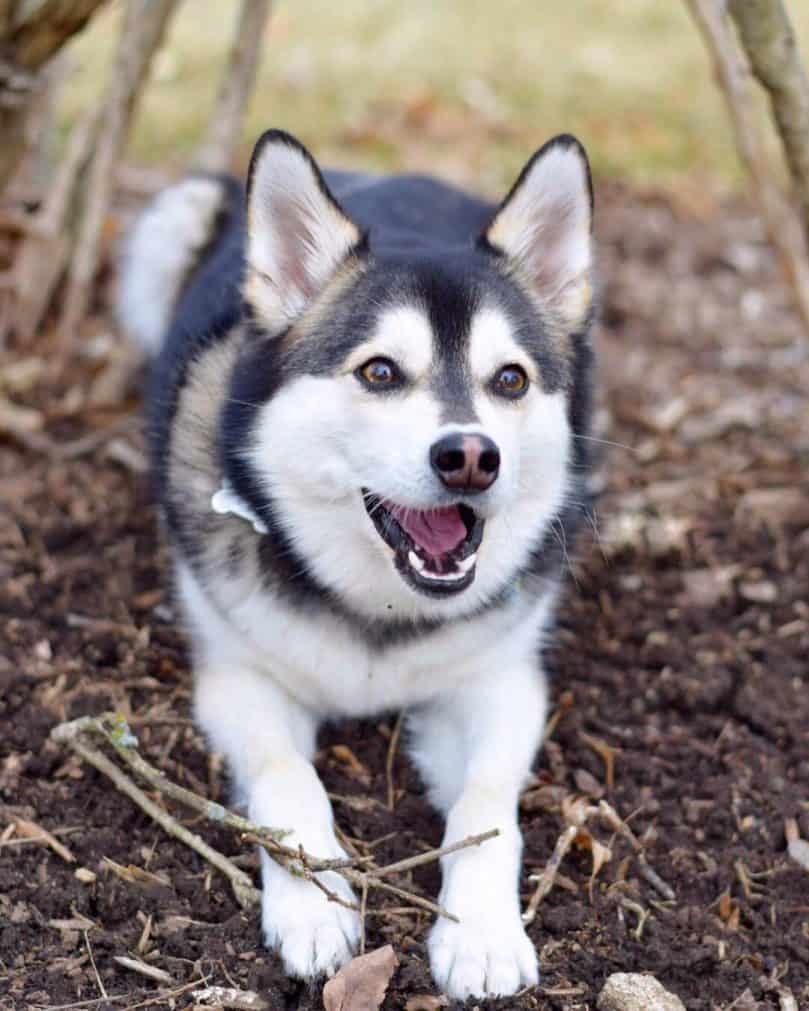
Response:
[1,184,808,1011]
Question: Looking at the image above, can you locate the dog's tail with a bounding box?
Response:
[116,174,242,357]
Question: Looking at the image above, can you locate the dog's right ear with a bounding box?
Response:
[244,130,364,331]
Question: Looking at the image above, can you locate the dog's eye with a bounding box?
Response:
[492,364,528,398]
[357,357,401,389]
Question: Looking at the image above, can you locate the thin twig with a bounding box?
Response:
[371,829,499,879]
[52,724,261,910]
[385,711,404,811]
[51,713,496,930]
[596,800,675,900]
[359,876,369,954]
[83,930,108,1001]
[523,823,578,925]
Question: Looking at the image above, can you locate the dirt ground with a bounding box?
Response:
[1,183,808,1011]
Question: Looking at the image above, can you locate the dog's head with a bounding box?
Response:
[223,130,594,620]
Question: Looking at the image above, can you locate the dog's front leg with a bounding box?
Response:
[411,663,546,999]
[195,665,359,978]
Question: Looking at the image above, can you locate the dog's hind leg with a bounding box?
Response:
[409,663,547,1000]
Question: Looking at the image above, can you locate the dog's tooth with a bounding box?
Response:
[408,550,425,572]
[457,553,477,573]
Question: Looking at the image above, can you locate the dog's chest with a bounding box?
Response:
[177,559,545,717]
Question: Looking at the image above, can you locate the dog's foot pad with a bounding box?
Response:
[429,913,539,999]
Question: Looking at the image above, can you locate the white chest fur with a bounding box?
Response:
[176,558,555,718]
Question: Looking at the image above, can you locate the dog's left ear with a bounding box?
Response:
[482,134,593,330]
[244,129,364,331]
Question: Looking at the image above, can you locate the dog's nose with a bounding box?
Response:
[430,433,500,493]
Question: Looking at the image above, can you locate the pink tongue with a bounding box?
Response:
[387,504,466,557]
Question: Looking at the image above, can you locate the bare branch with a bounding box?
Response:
[4,1,109,69]
[728,0,809,243]
[51,719,261,909]
[59,0,181,342]
[12,98,101,338]
[194,0,272,173]
[51,712,499,932]
[685,0,809,335]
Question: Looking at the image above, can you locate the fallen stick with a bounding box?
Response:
[522,796,674,925]
[52,721,261,910]
[51,712,498,927]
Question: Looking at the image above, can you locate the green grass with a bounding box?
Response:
[58,0,809,194]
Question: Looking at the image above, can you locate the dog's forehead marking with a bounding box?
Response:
[347,303,434,376]
[468,305,532,380]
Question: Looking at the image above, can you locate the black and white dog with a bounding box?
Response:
[117,130,595,1000]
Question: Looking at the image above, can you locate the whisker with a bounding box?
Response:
[571,433,636,453]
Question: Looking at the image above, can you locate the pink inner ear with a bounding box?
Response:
[527,198,581,294]
[274,195,317,300]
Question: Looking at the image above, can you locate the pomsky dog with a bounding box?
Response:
[117,129,595,1000]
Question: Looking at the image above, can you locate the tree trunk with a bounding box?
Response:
[0,0,111,192]
[727,0,809,247]
[59,0,181,340]
[685,0,809,334]
[195,0,273,174]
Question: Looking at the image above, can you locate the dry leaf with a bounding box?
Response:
[405,996,449,1011]
[323,945,398,1011]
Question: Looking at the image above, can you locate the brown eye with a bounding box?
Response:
[493,364,528,398]
[357,357,401,389]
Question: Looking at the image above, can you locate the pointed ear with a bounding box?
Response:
[482,134,594,330]
[244,130,364,330]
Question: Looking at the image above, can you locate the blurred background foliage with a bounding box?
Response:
[58,0,809,195]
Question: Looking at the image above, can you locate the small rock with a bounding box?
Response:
[597,972,686,1011]
[739,580,778,604]
[74,867,97,884]
[679,565,739,607]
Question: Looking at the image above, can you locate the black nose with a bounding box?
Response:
[429,433,500,493]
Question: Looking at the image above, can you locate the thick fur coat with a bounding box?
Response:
[117,130,596,1000]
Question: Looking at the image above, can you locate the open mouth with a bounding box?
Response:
[362,491,484,597]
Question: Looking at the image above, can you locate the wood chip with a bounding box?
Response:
[12,817,74,862]
[404,997,449,1011]
[785,817,809,872]
[191,985,269,1009]
[113,954,174,985]
[329,744,372,786]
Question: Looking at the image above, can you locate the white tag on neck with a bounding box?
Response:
[211,480,268,534]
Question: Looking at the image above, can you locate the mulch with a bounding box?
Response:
[1,182,808,1011]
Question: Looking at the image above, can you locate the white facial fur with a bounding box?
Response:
[244,301,571,622]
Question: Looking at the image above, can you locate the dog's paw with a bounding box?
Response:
[262,869,360,979]
[428,908,538,999]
